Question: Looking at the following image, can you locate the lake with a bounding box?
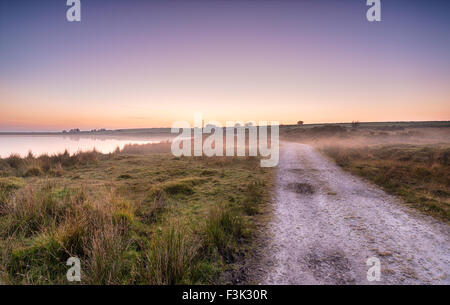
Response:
[0,134,172,158]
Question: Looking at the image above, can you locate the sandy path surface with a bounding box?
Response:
[259,142,449,284]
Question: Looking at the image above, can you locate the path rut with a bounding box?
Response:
[259,142,449,284]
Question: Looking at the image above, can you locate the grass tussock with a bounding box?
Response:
[144,223,198,284]
[242,182,265,215]
[1,182,135,284]
[204,205,244,258]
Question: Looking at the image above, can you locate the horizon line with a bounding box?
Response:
[1,120,449,134]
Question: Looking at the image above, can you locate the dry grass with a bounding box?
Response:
[280,123,450,221]
[320,144,450,221]
[144,222,198,284]
[0,144,274,284]
[0,142,172,179]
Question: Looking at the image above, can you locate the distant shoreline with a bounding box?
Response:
[0,120,449,135]
[0,128,173,136]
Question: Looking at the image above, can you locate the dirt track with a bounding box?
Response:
[259,142,449,284]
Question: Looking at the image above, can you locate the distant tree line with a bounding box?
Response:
[62,128,107,133]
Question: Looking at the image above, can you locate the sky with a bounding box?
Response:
[0,0,449,131]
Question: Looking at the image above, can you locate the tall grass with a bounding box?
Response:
[1,150,103,178]
[0,142,174,178]
[0,181,251,284]
[0,145,272,284]
[84,221,130,284]
[144,223,198,284]
[204,205,244,258]
[119,141,171,154]
[0,182,135,284]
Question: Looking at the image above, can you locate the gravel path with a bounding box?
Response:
[260,142,449,284]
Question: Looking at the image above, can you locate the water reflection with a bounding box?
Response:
[0,134,173,158]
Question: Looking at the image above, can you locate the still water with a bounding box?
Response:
[0,135,170,158]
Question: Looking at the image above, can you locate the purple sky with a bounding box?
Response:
[1,0,449,131]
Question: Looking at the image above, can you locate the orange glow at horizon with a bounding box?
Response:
[1,60,449,131]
